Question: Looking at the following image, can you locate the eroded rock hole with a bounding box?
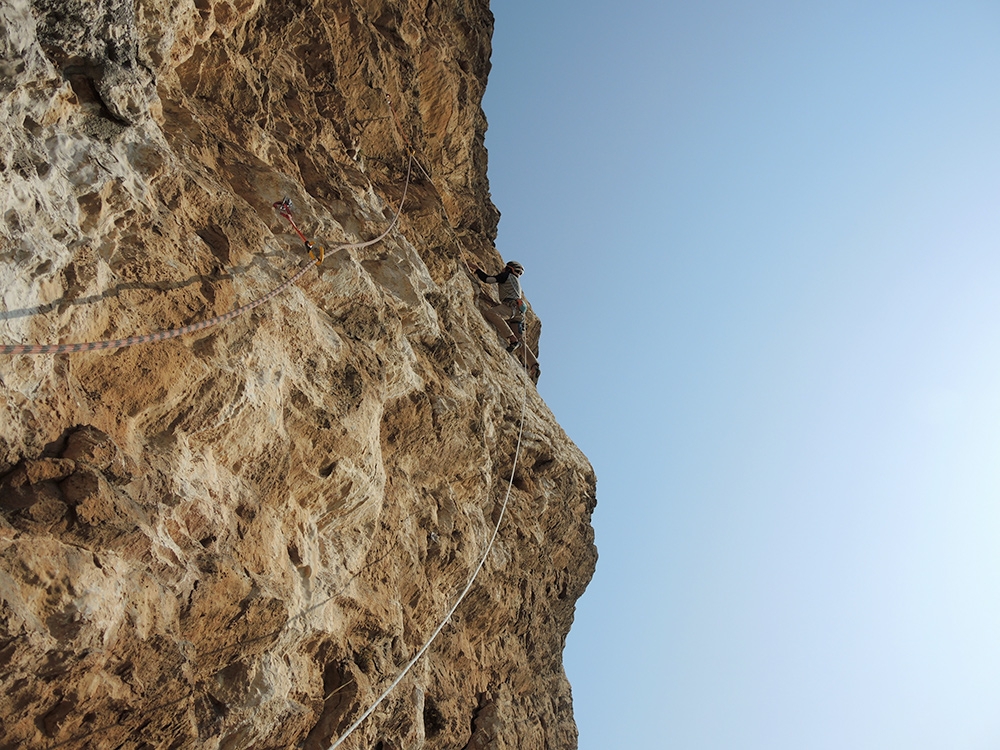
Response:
[423,696,445,737]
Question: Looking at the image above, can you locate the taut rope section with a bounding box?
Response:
[0,154,413,356]
[327,380,530,749]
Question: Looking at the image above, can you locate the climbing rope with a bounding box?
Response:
[0,259,318,356]
[327,374,530,749]
[328,265,536,748]
[0,153,413,356]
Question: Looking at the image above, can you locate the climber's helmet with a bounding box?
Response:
[506,261,524,276]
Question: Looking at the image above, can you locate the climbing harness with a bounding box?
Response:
[328,372,531,750]
[513,298,527,323]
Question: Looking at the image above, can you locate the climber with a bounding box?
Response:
[467,260,526,353]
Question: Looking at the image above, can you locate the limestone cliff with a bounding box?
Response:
[0,0,597,748]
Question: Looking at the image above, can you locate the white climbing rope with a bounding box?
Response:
[328,373,531,749]
[320,152,413,253]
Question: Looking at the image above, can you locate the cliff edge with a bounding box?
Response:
[0,0,597,747]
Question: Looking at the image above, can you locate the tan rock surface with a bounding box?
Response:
[0,0,597,747]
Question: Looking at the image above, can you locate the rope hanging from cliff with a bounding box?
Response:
[327,375,530,750]
[0,153,413,356]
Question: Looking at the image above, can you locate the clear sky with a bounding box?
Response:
[481,2,1000,748]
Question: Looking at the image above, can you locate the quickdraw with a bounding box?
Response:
[273,197,325,264]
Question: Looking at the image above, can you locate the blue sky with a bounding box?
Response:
[482,2,1000,748]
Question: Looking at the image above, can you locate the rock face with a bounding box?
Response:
[0,1,597,748]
